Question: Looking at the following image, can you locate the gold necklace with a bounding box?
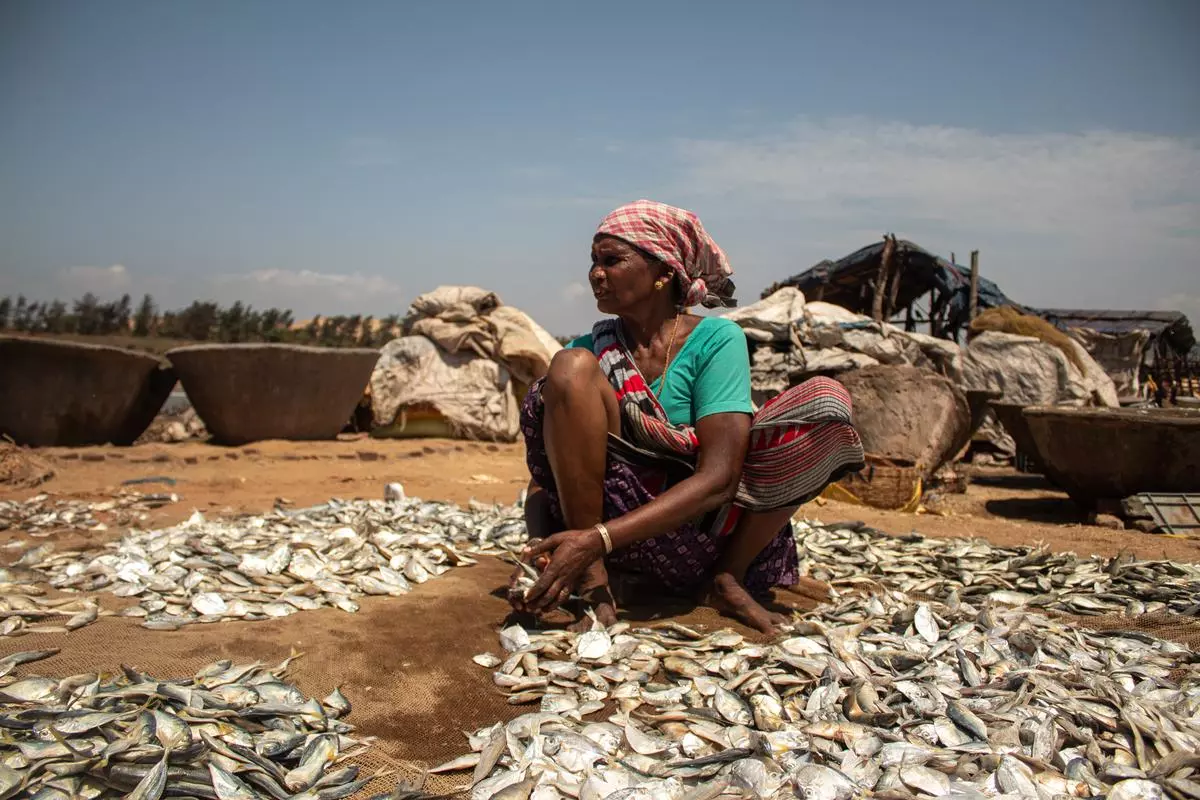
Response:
[654,314,683,398]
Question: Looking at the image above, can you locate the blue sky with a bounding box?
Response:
[2,0,1197,335]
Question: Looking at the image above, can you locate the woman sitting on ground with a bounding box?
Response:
[511,200,864,633]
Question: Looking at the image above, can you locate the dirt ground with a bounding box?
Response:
[5,436,1197,562]
[818,468,1200,563]
[2,438,1198,797]
[19,436,531,517]
[0,437,826,795]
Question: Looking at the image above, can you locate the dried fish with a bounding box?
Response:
[455,587,1200,799]
[0,491,177,535]
[795,520,1200,616]
[18,494,527,633]
[0,652,363,800]
[8,487,1200,800]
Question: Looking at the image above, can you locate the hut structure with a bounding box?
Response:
[1035,309,1196,402]
[762,236,1018,342]
[763,236,1196,402]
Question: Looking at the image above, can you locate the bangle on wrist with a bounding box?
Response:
[593,522,613,555]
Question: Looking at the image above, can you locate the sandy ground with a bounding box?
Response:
[2,438,1197,796]
[5,436,1198,563]
[816,468,1200,563]
[0,436,829,794]
[2,437,529,554]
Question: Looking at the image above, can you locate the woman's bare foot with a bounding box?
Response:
[568,596,618,632]
[569,580,618,631]
[707,572,787,635]
[568,560,618,632]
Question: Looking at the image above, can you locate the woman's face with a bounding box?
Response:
[589,235,671,315]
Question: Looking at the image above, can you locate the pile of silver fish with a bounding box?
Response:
[0,592,103,639]
[0,491,177,536]
[25,497,527,631]
[10,490,1199,641]
[1,543,108,638]
[796,520,1200,617]
[0,648,371,799]
[446,591,1200,800]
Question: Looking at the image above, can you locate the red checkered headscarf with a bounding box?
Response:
[596,199,736,308]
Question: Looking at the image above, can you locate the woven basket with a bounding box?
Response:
[833,455,924,511]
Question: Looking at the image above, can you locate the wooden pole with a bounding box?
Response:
[887,242,905,321]
[950,252,956,265]
[968,250,980,322]
[930,288,951,339]
[872,235,895,323]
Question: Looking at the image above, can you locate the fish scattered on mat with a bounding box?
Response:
[9,493,1199,639]
[13,496,527,634]
[796,519,1200,617]
[0,589,109,639]
[0,650,370,799]
[6,488,1200,798]
[0,491,177,536]
[444,591,1200,799]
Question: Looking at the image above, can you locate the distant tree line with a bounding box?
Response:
[0,293,402,348]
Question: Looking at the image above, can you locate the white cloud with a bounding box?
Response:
[1157,292,1200,327]
[221,269,398,293]
[214,269,404,313]
[57,264,130,295]
[561,281,589,302]
[669,118,1200,310]
[675,118,1199,230]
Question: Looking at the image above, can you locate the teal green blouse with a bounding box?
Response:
[568,317,753,427]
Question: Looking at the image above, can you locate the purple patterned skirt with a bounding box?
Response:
[519,379,798,596]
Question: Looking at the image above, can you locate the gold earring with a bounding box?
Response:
[654,279,666,290]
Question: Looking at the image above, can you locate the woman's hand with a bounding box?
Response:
[506,550,550,613]
[506,562,531,612]
[521,528,606,612]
